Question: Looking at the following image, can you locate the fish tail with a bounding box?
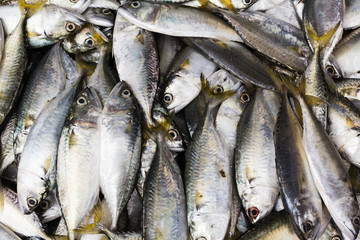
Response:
[18,0,47,17]
[305,21,341,50]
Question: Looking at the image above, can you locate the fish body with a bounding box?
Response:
[113,13,159,127]
[118,2,243,42]
[57,87,102,240]
[143,134,188,240]
[99,82,142,230]
[235,88,281,224]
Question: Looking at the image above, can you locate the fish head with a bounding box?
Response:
[293,205,322,240]
[118,1,160,24]
[17,169,49,214]
[62,24,108,53]
[165,124,185,152]
[231,0,258,10]
[27,4,86,47]
[242,186,278,224]
[83,8,115,27]
[163,73,201,113]
[207,69,242,93]
[104,81,138,115]
[189,212,229,240]
[70,87,103,125]
[88,0,120,10]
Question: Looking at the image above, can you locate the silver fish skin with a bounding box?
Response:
[47,0,91,13]
[235,88,281,224]
[183,0,258,11]
[185,86,235,240]
[17,68,81,215]
[26,4,86,48]
[247,0,286,11]
[216,10,310,73]
[298,93,360,240]
[275,93,323,240]
[88,0,120,10]
[99,81,142,230]
[185,38,277,90]
[62,24,108,54]
[0,187,52,240]
[333,28,360,79]
[344,0,360,29]
[0,19,4,63]
[57,87,102,240]
[12,44,76,168]
[327,92,360,168]
[113,13,159,127]
[0,7,27,128]
[162,46,217,114]
[117,1,243,42]
[143,134,188,240]
[83,8,115,27]
[264,0,301,28]
[87,43,117,103]
[157,35,183,81]
[0,222,21,240]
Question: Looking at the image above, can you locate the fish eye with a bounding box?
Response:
[248,207,260,220]
[242,0,252,5]
[40,200,49,210]
[102,8,111,15]
[196,237,207,240]
[70,0,78,2]
[240,92,250,103]
[65,22,76,32]
[163,93,173,104]
[122,89,131,98]
[212,85,224,95]
[77,96,87,105]
[131,1,141,8]
[168,129,178,140]
[353,216,360,226]
[303,220,313,233]
[331,236,341,240]
[326,65,335,75]
[84,37,95,47]
[27,197,38,208]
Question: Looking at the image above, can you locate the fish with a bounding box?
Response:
[336,78,360,109]
[16,49,81,215]
[295,88,360,240]
[0,222,21,240]
[143,132,188,240]
[216,9,310,73]
[274,88,323,240]
[47,0,90,13]
[99,82,142,230]
[184,37,277,90]
[0,0,46,128]
[117,1,243,42]
[162,46,217,113]
[185,80,235,240]
[57,87,102,240]
[235,88,281,224]
[113,12,159,127]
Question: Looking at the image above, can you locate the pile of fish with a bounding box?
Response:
[2,0,360,239]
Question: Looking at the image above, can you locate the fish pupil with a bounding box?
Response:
[353,217,360,225]
[326,66,335,75]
